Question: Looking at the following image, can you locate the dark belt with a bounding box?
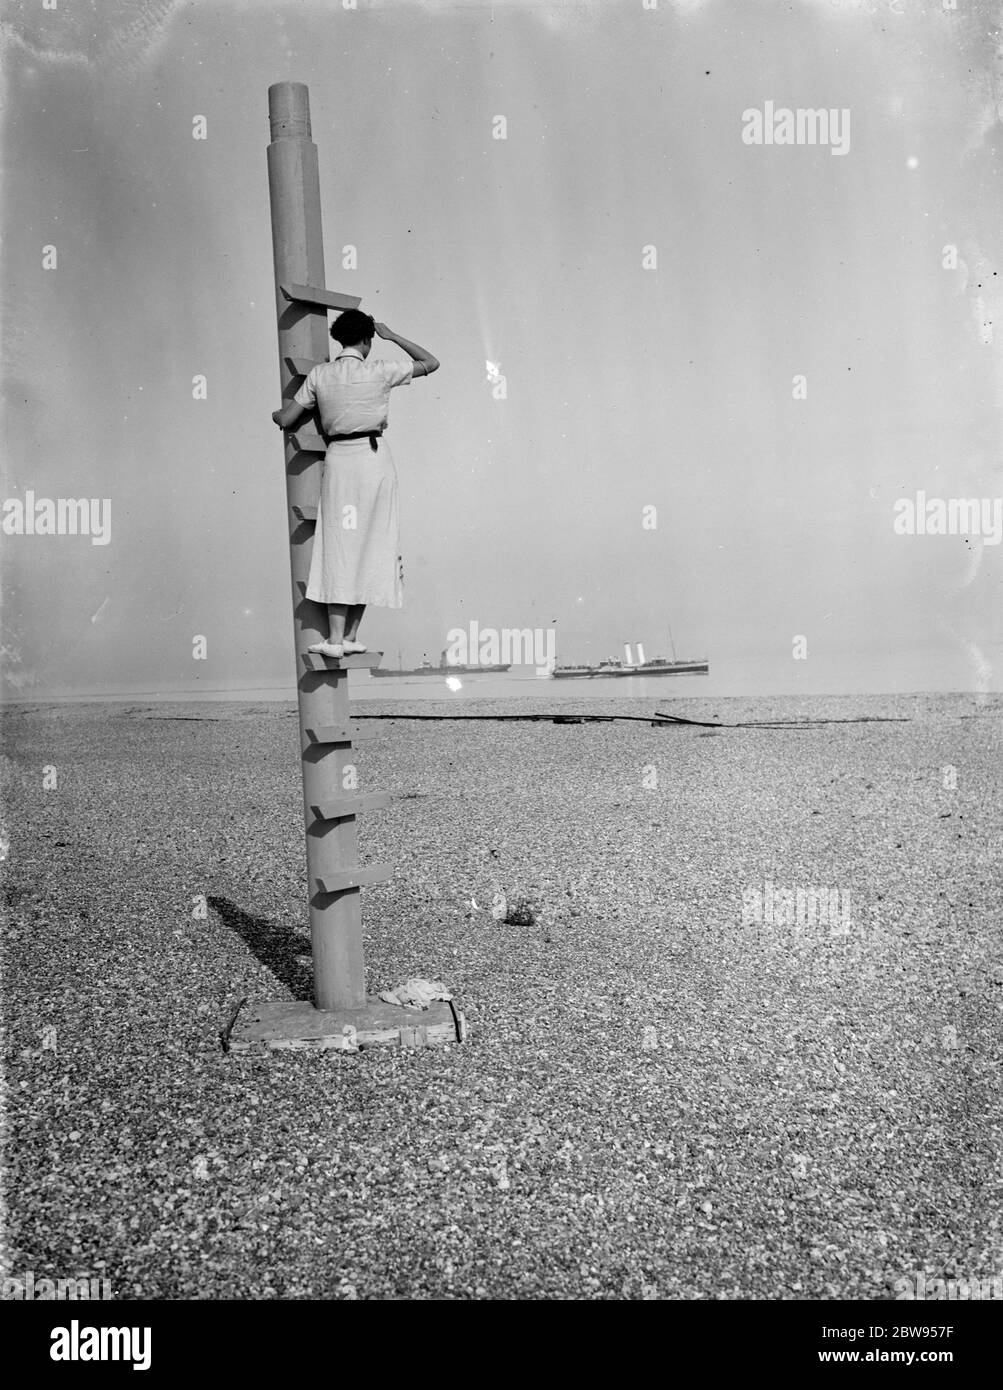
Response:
[329,430,383,452]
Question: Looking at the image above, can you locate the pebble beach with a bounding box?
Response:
[2,692,1001,1300]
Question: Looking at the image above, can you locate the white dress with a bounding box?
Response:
[293,348,414,607]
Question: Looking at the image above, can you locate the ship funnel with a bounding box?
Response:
[623,643,634,666]
[635,642,646,666]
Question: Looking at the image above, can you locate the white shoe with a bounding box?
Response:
[341,640,367,654]
[314,641,344,659]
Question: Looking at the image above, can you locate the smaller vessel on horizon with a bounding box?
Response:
[370,648,512,679]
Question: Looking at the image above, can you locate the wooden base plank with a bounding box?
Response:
[315,861,393,894]
[227,997,464,1052]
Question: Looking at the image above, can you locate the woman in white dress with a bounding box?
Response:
[271,309,439,658]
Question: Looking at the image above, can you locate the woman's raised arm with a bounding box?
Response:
[374,323,439,376]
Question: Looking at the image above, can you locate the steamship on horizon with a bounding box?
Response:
[550,639,709,680]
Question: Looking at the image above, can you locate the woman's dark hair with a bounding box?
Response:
[331,309,376,347]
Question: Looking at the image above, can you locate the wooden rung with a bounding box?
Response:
[290,430,327,454]
[315,862,393,894]
[292,504,317,523]
[302,652,383,671]
[305,724,376,744]
[285,356,324,377]
[281,283,362,312]
[311,792,391,821]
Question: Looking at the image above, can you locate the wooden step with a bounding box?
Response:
[290,430,327,454]
[281,282,362,312]
[285,355,324,377]
[305,724,376,745]
[315,862,393,895]
[292,503,318,523]
[311,792,391,821]
[302,651,383,672]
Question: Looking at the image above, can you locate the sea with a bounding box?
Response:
[6,650,998,705]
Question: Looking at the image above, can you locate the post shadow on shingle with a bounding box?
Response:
[209,895,313,1001]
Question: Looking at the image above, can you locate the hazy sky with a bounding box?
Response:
[3,0,1002,698]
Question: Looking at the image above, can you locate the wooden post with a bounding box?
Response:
[228,82,464,1051]
[267,81,371,1011]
